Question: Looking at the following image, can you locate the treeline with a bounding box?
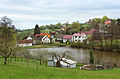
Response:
[71,16,120,52]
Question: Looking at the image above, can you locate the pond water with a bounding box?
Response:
[30,47,120,65]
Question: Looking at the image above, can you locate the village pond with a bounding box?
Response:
[30,47,120,66]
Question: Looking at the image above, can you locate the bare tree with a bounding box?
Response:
[49,51,72,67]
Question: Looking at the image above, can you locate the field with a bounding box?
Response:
[0,60,120,79]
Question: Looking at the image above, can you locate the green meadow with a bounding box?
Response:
[0,60,120,79]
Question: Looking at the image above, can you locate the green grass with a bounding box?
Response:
[0,60,120,79]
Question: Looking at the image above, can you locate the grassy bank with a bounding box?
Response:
[24,43,68,49]
[0,61,120,79]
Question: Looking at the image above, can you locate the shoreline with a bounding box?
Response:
[25,44,120,53]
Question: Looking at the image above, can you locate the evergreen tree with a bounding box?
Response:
[90,50,94,64]
[34,24,40,36]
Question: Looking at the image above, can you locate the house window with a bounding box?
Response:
[79,36,81,38]
[75,36,77,38]
[75,40,77,42]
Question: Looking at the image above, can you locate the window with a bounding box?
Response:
[75,40,77,42]
[74,36,77,38]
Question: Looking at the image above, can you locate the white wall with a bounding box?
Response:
[72,34,87,42]
[17,43,32,47]
[27,36,32,40]
[42,36,50,43]
[43,38,50,43]
[63,39,67,43]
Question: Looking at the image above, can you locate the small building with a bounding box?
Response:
[63,35,72,43]
[17,40,33,47]
[72,33,87,42]
[55,35,64,43]
[48,58,77,68]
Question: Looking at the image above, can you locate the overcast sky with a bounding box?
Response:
[0,0,120,29]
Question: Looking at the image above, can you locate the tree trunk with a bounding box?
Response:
[110,38,113,50]
[4,57,7,65]
[40,59,42,65]
[56,61,61,67]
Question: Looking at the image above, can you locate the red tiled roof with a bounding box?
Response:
[35,33,50,38]
[73,33,85,36]
[63,35,72,39]
[17,40,33,44]
[79,29,97,35]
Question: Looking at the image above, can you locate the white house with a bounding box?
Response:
[17,40,33,47]
[48,57,77,68]
[34,33,51,43]
[72,33,87,42]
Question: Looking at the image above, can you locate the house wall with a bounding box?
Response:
[42,35,50,43]
[63,39,67,43]
[63,39,72,43]
[43,38,50,43]
[72,34,87,42]
[17,43,32,47]
[27,36,32,40]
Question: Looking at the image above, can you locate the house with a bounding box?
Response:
[48,58,77,68]
[17,40,33,47]
[34,33,51,43]
[63,35,72,43]
[72,33,87,42]
[93,30,112,40]
[55,35,64,43]
[17,36,33,47]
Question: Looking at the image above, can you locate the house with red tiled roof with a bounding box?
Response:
[34,33,51,43]
[72,33,87,42]
[17,36,33,47]
[17,40,33,47]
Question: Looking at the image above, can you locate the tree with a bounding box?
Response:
[34,24,40,36]
[90,50,94,64]
[0,16,16,65]
[35,50,48,65]
[49,51,72,67]
[101,16,109,23]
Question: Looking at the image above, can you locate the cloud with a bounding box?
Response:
[0,0,120,29]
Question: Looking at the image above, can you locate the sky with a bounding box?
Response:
[0,0,120,29]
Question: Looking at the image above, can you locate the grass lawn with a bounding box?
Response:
[0,61,120,79]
